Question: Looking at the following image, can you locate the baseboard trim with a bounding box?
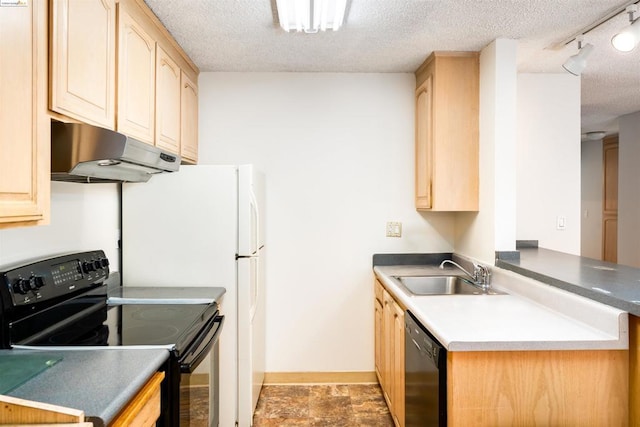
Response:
[263,371,378,385]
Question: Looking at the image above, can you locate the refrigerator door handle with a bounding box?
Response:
[250,257,259,321]
[249,189,260,255]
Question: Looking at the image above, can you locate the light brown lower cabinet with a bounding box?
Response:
[375,279,404,427]
[375,278,630,426]
[448,349,628,426]
[110,371,165,427]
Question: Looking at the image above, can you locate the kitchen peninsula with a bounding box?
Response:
[373,253,629,426]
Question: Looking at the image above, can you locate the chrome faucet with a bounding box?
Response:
[439,259,492,290]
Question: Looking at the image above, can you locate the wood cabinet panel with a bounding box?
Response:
[391,301,405,427]
[110,371,164,427]
[50,0,116,128]
[180,71,198,163]
[415,78,432,210]
[0,0,49,227]
[448,350,628,426]
[155,46,181,153]
[117,4,156,144]
[374,295,383,384]
[375,279,404,427]
[414,52,479,211]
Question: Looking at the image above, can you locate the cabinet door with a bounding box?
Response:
[180,71,198,163]
[382,290,396,410]
[50,0,116,129]
[392,302,405,427]
[155,46,181,154]
[374,296,383,384]
[117,5,156,144]
[0,0,49,226]
[415,76,433,210]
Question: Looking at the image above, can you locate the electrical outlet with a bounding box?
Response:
[386,221,402,238]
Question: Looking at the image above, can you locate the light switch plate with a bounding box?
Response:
[386,221,402,238]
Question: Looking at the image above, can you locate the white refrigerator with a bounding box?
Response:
[122,165,266,427]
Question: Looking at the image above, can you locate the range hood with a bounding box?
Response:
[51,122,180,183]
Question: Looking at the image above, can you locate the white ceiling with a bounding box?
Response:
[144,0,640,135]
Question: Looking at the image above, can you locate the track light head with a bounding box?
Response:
[563,41,594,76]
[612,6,640,52]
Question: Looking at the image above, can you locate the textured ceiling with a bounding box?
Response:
[144,0,640,134]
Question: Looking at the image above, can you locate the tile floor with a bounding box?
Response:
[252,383,395,426]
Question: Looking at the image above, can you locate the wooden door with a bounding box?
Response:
[0,0,49,226]
[603,136,618,263]
[415,76,433,210]
[117,5,156,144]
[155,46,181,154]
[50,0,116,128]
[180,71,198,163]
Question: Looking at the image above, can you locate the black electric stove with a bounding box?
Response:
[0,250,224,426]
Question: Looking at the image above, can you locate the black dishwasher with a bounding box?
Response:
[405,310,447,427]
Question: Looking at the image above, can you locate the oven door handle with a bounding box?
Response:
[179,314,225,373]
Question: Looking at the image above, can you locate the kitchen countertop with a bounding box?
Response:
[4,348,169,427]
[374,263,627,352]
[497,247,640,317]
[105,272,227,305]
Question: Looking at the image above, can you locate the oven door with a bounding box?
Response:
[178,314,224,427]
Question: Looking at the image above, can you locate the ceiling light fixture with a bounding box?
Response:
[562,36,594,76]
[584,131,607,140]
[612,5,640,51]
[276,0,348,33]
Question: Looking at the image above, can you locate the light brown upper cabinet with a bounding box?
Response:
[50,0,116,129]
[117,4,156,144]
[180,72,199,164]
[0,0,50,228]
[155,46,181,154]
[414,52,479,211]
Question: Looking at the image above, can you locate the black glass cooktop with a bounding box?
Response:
[14,297,218,358]
[105,304,218,352]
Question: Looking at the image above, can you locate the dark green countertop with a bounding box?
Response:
[3,348,169,427]
[497,247,640,316]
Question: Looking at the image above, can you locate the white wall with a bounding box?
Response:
[581,139,603,260]
[618,111,640,267]
[198,72,456,372]
[0,182,121,270]
[456,39,518,264]
[516,74,581,255]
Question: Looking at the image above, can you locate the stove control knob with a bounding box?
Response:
[100,258,110,268]
[33,276,45,288]
[27,276,40,291]
[13,279,30,294]
[82,261,94,273]
[93,260,102,270]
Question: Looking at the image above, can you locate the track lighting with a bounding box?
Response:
[562,37,594,76]
[612,5,640,52]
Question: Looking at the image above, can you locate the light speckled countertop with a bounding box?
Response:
[374,264,628,351]
[4,348,168,427]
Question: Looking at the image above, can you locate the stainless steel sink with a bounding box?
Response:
[392,275,503,296]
